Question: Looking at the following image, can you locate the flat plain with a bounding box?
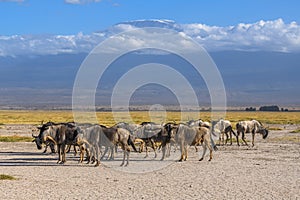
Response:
[0,111,299,199]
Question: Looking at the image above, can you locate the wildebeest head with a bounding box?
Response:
[32,126,43,150]
[32,124,52,150]
[260,128,269,139]
[32,132,43,150]
[164,122,178,142]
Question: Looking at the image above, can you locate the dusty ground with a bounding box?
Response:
[0,124,299,199]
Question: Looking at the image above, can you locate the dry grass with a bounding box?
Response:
[0,174,17,180]
[268,127,284,131]
[290,129,300,133]
[269,135,300,143]
[0,135,33,142]
[0,110,300,126]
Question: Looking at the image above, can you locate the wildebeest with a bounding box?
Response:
[78,124,137,166]
[175,123,214,162]
[187,119,210,128]
[236,120,269,147]
[212,119,236,145]
[134,122,174,161]
[32,121,57,153]
[187,119,217,151]
[32,121,79,155]
[42,123,82,164]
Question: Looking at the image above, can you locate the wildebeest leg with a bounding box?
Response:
[61,144,66,163]
[236,131,240,146]
[224,132,229,145]
[152,140,157,158]
[194,144,198,152]
[120,144,125,166]
[184,145,188,161]
[109,146,115,160]
[73,145,78,156]
[179,142,184,162]
[125,148,130,166]
[66,144,71,153]
[221,132,224,145]
[57,144,62,164]
[205,135,213,161]
[144,145,149,158]
[166,143,171,158]
[50,143,56,153]
[160,142,167,161]
[229,130,233,145]
[139,141,144,153]
[94,145,100,167]
[101,146,109,160]
[252,132,255,147]
[43,145,48,153]
[242,131,248,146]
[199,143,207,161]
[86,147,93,164]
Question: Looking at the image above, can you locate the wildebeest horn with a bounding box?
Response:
[46,136,57,145]
[32,133,38,138]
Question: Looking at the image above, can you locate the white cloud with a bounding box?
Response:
[64,0,101,4]
[1,18,300,56]
[183,18,300,52]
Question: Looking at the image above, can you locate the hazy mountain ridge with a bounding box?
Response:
[0,50,299,108]
[0,19,299,108]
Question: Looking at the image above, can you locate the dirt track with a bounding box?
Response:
[0,124,299,199]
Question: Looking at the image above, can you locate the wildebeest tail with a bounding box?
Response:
[210,136,218,151]
[127,135,138,152]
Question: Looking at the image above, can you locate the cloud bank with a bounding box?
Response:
[0,18,300,56]
[64,0,101,4]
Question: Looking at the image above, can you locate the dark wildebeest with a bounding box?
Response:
[236,120,269,147]
[32,121,78,155]
[175,123,214,162]
[36,123,83,164]
[32,121,57,153]
[35,123,82,164]
[134,122,173,161]
[212,119,236,146]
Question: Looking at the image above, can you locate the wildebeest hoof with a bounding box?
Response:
[199,158,204,161]
[94,161,100,167]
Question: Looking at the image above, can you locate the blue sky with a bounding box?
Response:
[0,0,300,35]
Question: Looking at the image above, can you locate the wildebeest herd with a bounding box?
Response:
[31,119,269,167]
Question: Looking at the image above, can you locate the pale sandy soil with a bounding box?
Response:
[0,124,299,199]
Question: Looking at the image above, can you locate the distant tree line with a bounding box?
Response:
[245,105,289,112]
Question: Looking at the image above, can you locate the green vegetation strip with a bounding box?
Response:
[290,129,300,133]
[0,174,17,180]
[0,135,32,142]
